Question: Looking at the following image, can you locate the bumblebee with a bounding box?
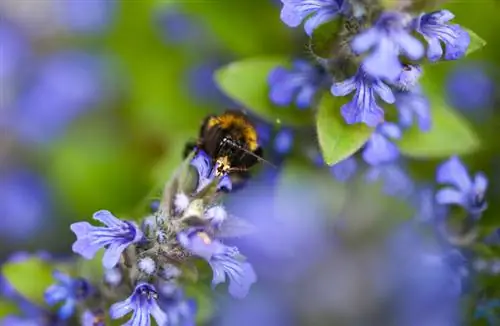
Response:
[184,110,269,183]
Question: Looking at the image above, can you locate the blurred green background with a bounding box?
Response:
[0,0,499,263]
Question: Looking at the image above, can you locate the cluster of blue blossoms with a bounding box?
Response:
[269,0,472,189]
[3,151,256,325]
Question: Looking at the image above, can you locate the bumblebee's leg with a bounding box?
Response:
[183,141,197,158]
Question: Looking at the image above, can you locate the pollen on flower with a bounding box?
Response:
[197,232,212,244]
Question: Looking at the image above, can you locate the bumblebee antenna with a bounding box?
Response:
[222,138,276,168]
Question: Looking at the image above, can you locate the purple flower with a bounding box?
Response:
[268,60,325,109]
[412,187,448,225]
[44,271,91,320]
[57,0,116,34]
[365,163,414,198]
[352,12,424,81]
[158,287,196,326]
[414,10,470,62]
[81,309,105,326]
[190,150,232,193]
[362,123,401,165]
[279,0,348,36]
[178,229,257,298]
[273,128,294,154]
[331,67,395,126]
[0,20,29,79]
[330,156,358,182]
[395,86,431,132]
[70,210,144,269]
[435,156,488,215]
[109,283,167,326]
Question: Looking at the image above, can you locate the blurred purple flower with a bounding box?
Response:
[44,271,92,320]
[330,156,358,182]
[352,12,424,81]
[178,228,257,298]
[0,19,29,79]
[365,163,414,198]
[57,0,116,34]
[414,10,470,62]
[273,128,294,155]
[0,169,51,241]
[395,86,431,132]
[156,8,215,46]
[70,210,144,269]
[81,309,105,326]
[412,187,448,225]
[362,122,401,166]
[12,51,106,143]
[279,0,348,36]
[158,287,196,326]
[446,63,496,121]
[436,156,488,216]
[268,60,326,109]
[331,66,395,126]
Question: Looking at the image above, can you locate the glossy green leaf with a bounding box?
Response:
[215,57,314,126]
[465,27,487,55]
[398,92,480,158]
[309,19,342,59]
[2,257,54,305]
[317,94,373,166]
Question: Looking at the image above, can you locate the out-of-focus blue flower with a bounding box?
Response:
[156,7,214,46]
[0,169,51,241]
[0,20,28,80]
[273,128,294,155]
[110,283,167,326]
[330,156,358,182]
[331,67,395,126]
[352,12,424,81]
[435,156,488,216]
[365,163,414,198]
[279,0,348,36]
[57,0,116,34]
[178,228,257,298]
[395,86,431,132]
[268,60,326,109]
[412,187,448,225]
[446,63,496,121]
[70,210,144,269]
[12,51,105,143]
[190,150,232,193]
[392,63,423,92]
[414,10,470,62]
[44,271,91,320]
[362,123,401,166]
[158,287,196,326]
[81,309,105,326]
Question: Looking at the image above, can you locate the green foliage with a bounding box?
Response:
[309,19,342,59]
[465,27,487,56]
[398,75,480,158]
[185,283,214,324]
[0,299,19,319]
[1,257,54,305]
[215,57,314,126]
[316,94,373,166]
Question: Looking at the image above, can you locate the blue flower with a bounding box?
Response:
[279,0,348,36]
[190,150,232,193]
[331,67,395,126]
[81,309,105,326]
[0,19,29,80]
[273,128,294,154]
[362,122,401,165]
[158,287,196,326]
[268,60,325,109]
[352,12,424,81]
[178,229,257,298]
[412,187,448,225]
[330,156,358,182]
[70,210,144,269]
[435,156,488,215]
[365,163,414,198]
[414,10,470,62]
[57,0,116,34]
[110,283,167,326]
[44,271,91,320]
[395,86,431,132]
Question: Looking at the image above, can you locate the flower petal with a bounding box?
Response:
[109,297,134,319]
[102,242,130,269]
[351,28,379,54]
[331,76,356,97]
[93,210,121,227]
[436,156,472,191]
[436,187,465,206]
[373,79,395,104]
[304,10,337,36]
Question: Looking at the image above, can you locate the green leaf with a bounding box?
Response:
[185,283,214,324]
[2,257,55,305]
[0,299,19,319]
[309,19,342,59]
[398,94,480,158]
[215,57,314,126]
[465,27,487,56]
[316,94,374,166]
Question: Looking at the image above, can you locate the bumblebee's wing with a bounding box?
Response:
[214,214,257,239]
